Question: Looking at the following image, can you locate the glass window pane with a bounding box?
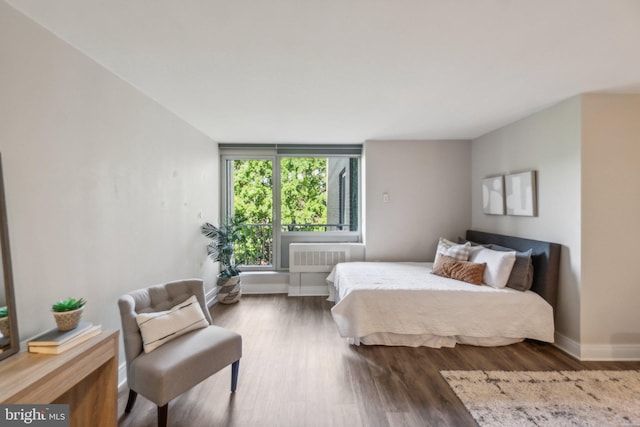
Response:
[230,159,273,266]
[280,157,358,232]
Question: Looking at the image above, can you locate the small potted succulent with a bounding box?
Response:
[0,306,9,337]
[52,297,86,331]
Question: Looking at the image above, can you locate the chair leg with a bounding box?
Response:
[124,390,138,413]
[231,359,240,392]
[157,404,168,427]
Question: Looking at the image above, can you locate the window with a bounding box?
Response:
[229,159,273,266]
[220,144,361,270]
[338,168,346,231]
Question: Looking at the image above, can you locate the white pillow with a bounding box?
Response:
[433,238,471,264]
[468,247,516,288]
[136,295,209,353]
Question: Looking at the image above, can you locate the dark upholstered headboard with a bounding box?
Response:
[465,230,561,311]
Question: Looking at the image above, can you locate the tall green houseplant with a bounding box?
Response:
[201,218,244,304]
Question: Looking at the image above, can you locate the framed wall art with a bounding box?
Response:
[505,170,537,216]
[482,176,505,215]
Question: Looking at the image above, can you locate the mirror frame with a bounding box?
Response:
[0,153,19,361]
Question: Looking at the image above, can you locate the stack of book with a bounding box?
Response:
[28,322,102,354]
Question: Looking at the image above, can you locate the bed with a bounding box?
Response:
[326,230,561,348]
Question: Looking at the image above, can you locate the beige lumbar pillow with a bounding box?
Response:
[136,295,209,353]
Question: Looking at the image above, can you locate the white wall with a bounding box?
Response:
[364,140,471,261]
[0,2,218,345]
[581,94,640,356]
[471,97,582,347]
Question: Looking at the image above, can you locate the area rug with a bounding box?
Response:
[441,370,640,427]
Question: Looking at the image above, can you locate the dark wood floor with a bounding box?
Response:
[117,295,640,427]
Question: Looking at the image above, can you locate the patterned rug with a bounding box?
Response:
[441,370,640,427]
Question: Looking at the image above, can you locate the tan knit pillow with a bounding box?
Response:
[432,255,486,285]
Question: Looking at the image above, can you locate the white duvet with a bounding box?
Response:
[326,262,554,348]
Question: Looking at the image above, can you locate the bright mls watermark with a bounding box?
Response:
[0,405,69,426]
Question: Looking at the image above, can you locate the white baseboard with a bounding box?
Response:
[207,281,288,300]
[553,332,581,360]
[242,283,288,294]
[206,288,217,307]
[580,343,640,361]
[118,361,127,390]
[554,331,640,361]
[235,272,289,295]
[288,285,329,296]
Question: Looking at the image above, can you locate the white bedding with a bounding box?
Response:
[326,262,554,348]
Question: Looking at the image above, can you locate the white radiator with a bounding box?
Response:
[290,244,348,272]
[288,243,365,295]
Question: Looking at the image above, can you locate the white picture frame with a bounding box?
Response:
[505,171,537,216]
[482,176,505,215]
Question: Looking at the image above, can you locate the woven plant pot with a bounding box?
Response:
[53,307,84,331]
[216,275,241,304]
[0,317,9,337]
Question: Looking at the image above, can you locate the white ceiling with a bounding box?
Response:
[6,0,640,143]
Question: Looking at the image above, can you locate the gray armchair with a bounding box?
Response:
[118,279,242,427]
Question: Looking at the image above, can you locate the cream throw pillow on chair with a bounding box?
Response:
[136,295,209,353]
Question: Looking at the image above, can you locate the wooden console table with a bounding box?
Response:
[0,329,119,427]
